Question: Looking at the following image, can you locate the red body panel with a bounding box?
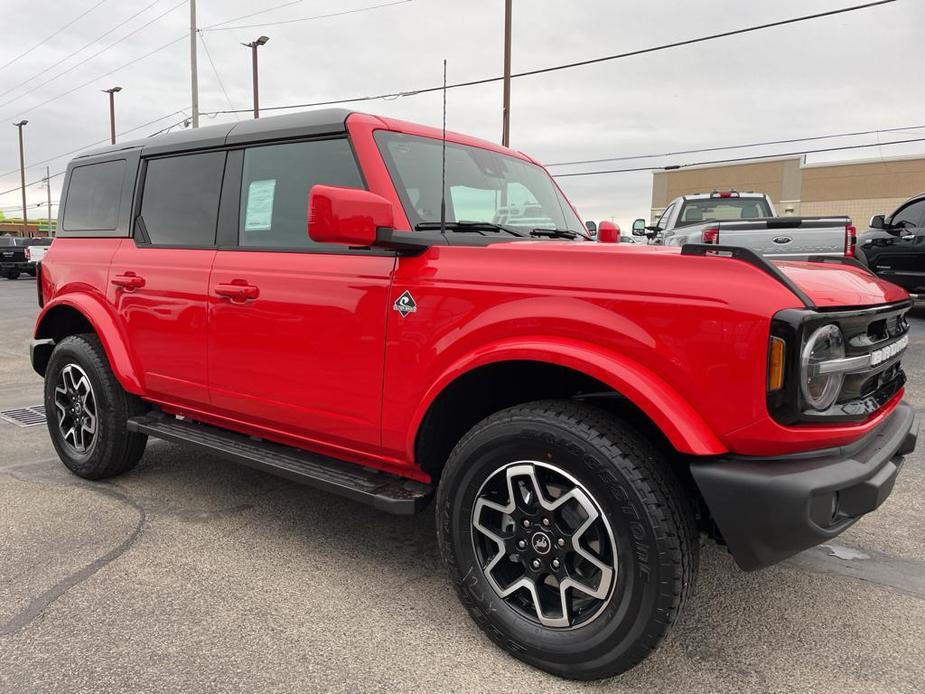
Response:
[34,114,912,480]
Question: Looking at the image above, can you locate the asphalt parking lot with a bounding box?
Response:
[1,277,923,694]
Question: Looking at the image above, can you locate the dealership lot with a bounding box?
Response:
[1,277,923,693]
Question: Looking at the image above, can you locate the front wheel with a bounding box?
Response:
[436,400,698,680]
[4,270,19,280]
[44,334,148,480]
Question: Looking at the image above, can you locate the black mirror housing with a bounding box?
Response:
[869,214,886,230]
[585,220,598,237]
[631,218,647,235]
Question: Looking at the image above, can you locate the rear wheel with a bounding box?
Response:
[44,334,148,479]
[436,400,698,680]
[4,270,19,280]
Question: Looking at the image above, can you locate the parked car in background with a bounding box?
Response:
[31,109,916,680]
[0,237,53,279]
[633,191,856,259]
[858,192,925,301]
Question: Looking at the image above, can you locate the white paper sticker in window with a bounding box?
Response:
[244,178,276,232]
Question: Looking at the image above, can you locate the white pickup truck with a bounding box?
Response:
[632,191,856,258]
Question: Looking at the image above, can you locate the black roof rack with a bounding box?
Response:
[680,243,815,309]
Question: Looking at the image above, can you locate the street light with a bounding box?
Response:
[102,86,122,144]
[12,120,28,236]
[241,35,270,119]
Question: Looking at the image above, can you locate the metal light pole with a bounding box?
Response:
[190,0,199,127]
[242,36,269,119]
[102,86,122,144]
[501,0,512,147]
[13,120,28,236]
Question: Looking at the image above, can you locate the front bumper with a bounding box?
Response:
[691,400,918,571]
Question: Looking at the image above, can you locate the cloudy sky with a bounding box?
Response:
[0,0,920,228]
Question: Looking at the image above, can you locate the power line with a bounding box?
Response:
[0,0,187,114]
[0,110,185,188]
[551,136,925,178]
[0,0,166,103]
[201,0,897,116]
[197,31,239,121]
[0,172,65,198]
[2,34,187,123]
[0,1,107,74]
[546,123,925,168]
[202,0,414,32]
[200,0,308,30]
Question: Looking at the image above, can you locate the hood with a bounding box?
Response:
[774,260,909,308]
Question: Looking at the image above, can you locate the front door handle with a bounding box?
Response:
[214,281,259,302]
[111,272,145,289]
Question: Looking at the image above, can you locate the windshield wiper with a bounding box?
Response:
[415,221,524,237]
[530,228,589,240]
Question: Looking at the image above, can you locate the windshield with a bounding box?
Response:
[676,197,772,226]
[375,131,584,236]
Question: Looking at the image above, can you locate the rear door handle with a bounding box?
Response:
[111,272,145,289]
[214,281,259,301]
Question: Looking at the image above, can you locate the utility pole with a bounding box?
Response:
[501,0,512,147]
[242,36,270,118]
[46,166,53,236]
[190,0,199,127]
[102,86,122,144]
[13,120,28,236]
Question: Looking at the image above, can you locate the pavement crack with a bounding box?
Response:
[0,477,147,637]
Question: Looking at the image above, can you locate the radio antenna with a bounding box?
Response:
[440,58,447,236]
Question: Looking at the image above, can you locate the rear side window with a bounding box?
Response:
[238,138,363,249]
[140,151,225,247]
[63,160,125,231]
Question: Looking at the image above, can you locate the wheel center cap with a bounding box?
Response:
[531,532,552,555]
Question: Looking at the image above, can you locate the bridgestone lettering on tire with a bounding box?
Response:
[44,334,148,480]
[436,399,698,680]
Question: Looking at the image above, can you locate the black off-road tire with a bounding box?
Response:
[436,400,698,680]
[4,270,19,280]
[44,334,148,480]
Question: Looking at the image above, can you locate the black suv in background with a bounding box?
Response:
[859,193,925,300]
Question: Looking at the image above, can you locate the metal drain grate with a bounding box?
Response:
[0,405,47,427]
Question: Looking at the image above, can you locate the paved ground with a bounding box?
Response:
[1,276,924,694]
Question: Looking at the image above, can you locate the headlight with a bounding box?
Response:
[801,324,845,411]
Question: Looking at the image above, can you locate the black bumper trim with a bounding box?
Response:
[691,401,918,571]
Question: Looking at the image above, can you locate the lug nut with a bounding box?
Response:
[516,539,526,550]
[531,559,541,570]
[542,518,550,527]
[552,558,560,569]
[557,538,566,548]
[522,519,531,528]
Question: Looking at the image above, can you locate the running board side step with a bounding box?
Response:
[127,414,432,514]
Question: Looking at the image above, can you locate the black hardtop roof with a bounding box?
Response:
[75,108,355,160]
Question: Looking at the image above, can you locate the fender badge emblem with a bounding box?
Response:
[393,290,417,317]
[772,236,793,245]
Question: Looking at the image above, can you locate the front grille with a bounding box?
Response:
[769,301,911,425]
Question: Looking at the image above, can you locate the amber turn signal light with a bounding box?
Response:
[768,337,786,391]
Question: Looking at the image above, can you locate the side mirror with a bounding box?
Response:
[869,214,886,230]
[585,220,598,237]
[598,220,620,244]
[631,218,647,236]
[308,185,394,246]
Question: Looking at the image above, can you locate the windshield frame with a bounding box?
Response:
[374,130,585,238]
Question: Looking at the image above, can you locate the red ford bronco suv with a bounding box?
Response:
[32,110,917,680]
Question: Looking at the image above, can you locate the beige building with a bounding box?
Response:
[650,154,925,227]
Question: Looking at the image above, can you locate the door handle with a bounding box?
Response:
[111,272,145,289]
[214,281,259,301]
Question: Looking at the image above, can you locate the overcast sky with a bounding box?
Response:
[0,0,920,228]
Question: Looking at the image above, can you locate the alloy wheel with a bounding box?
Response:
[53,363,98,455]
[471,461,617,629]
